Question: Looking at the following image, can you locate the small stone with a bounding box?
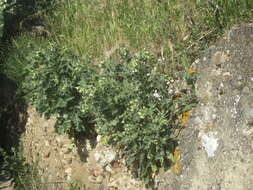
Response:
[67,175,72,181]
[194,59,200,64]
[90,168,103,177]
[56,136,64,148]
[108,180,120,188]
[62,146,71,154]
[94,148,117,168]
[45,140,50,146]
[65,168,72,175]
[44,150,51,158]
[223,72,231,76]
[88,175,104,184]
[63,155,72,164]
[105,165,112,173]
[103,149,117,165]
[59,151,64,156]
[242,128,253,136]
[86,139,92,151]
[94,149,117,168]
[94,151,101,162]
[242,86,250,94]
[97,135,102,143]
[121,159,126,165]
[96,175,104,183]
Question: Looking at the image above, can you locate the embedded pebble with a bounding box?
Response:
[62,146,71,154]
[88,175,104,184]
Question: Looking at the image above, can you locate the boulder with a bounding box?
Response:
[157,23,253,190]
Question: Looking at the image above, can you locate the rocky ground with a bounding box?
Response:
[21,106,146,190]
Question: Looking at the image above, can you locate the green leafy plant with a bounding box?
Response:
[22,44,97,134]
[20,45,196,183]
[78,49,197,183]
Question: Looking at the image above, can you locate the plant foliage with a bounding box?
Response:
[22,44,97,133]
[89,49,180,182]
[0,147,41,189]
[21,45,197,183]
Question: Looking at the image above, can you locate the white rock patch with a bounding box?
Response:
[201,133,219,157]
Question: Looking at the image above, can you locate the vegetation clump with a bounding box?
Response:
[49,0,253,71]
[18,45,196,182]
[0,147,41,189]
[22,44,96,133]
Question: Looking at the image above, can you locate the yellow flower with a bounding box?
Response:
[187,68,197,73]
[179,110,191,127]
[172,93,181,101]
[172,149,181,174]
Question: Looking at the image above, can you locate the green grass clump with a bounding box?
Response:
[1,35,50,83]
[48,0,253,71]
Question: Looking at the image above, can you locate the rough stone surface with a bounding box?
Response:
[156,23,253,190]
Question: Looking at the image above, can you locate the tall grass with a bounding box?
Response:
[0,0,5,38]
[47,0,253,72]
[1,35,50,84]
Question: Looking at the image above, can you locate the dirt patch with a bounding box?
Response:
[22,106,91,189]
[21,106,146,190]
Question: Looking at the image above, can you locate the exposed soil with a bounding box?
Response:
[21,106,146,190]
[22,106,94,189]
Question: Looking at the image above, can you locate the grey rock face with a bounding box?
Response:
[157,23,253,190]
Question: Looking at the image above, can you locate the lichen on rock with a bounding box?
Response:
[156,23,253,190]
